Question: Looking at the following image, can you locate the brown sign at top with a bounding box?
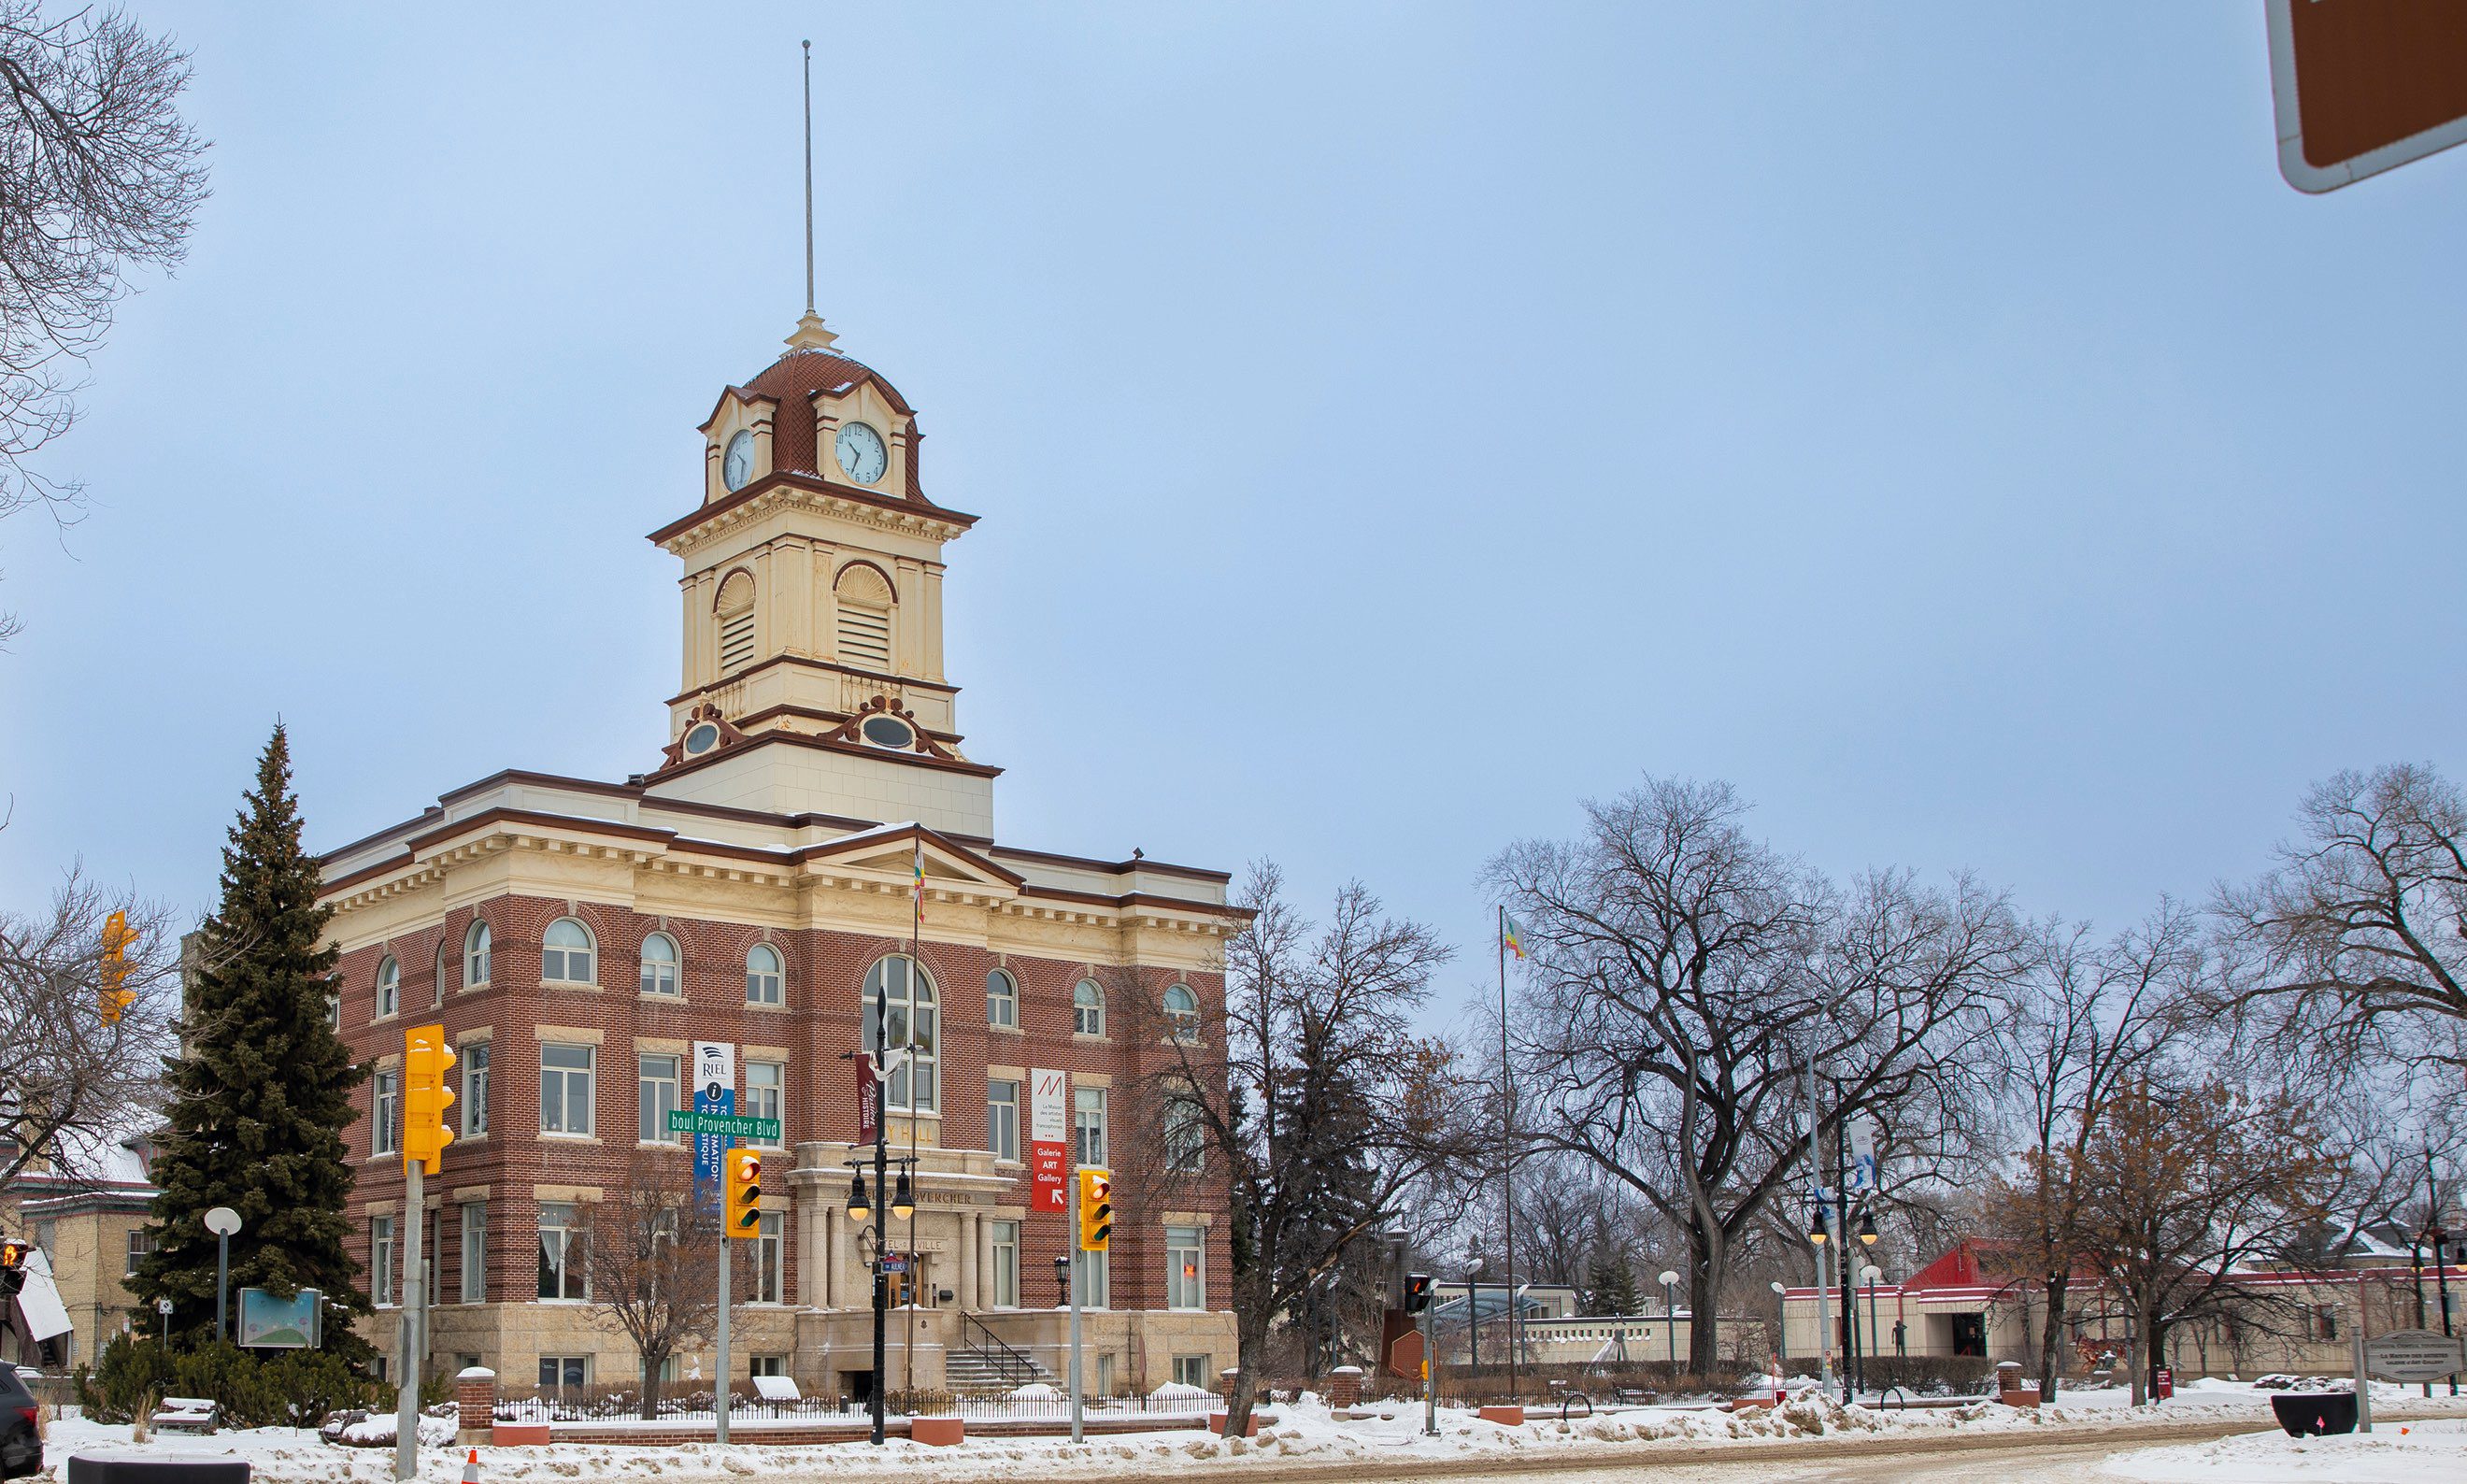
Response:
[2269,0,2467,192]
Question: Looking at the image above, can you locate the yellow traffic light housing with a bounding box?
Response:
[724,1149,763,1238]
[1077,1167,1112,1252]
[403,1024,457,1173]
[99,910,137,1024]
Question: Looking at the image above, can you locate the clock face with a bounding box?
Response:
[835,421,888,485]
[722,430,755,492]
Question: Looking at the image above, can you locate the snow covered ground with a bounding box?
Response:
[2107,1416,2467,1484]
[32,1382,2467,1484]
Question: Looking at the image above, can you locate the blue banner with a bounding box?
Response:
[692,1041,735,1212]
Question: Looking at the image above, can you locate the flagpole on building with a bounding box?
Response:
[1499,903,1518,1406]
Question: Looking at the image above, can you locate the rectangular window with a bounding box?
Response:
[638,1053,680,1145]
[125,1228,154,1277]
[463,1043,490,1138]
[988,1078,1019,1163]
[537,1203,583,1300]
[1167,1224,1205,1310]
[989,1220,1020,1308]
[541,1043,594,1135]
[538,1356,589,1390]
[1074,1085,1106,1168]
[373,1072,399,1156]
[1173,1355,1209,1390]
[1096,1351,1116,1397]
[747,1062,783,1134]
[754,1212,785,1303]
[460,1202,487,1304]
[372,1216,395,1307]
[1073,1246,1109,1311]
[749,1355,787,1377]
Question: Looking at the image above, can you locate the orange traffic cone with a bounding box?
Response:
[463,1448,481,1484]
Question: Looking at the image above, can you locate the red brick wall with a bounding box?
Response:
[337,893,1232,1316]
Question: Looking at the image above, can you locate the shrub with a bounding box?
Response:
[76,1334,386,1428]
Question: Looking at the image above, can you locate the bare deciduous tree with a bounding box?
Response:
[2070,1076,2345,1406]
[1134,863,1485,1434]
[2217,763,2467,1073]
[0,0,209,638]
[582,1152,722,1420]
[1979,906,2195,1398]
[0,865,179,1196]
[1490,777,2028,1377]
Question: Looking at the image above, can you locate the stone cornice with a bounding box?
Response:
[653,475,974,559]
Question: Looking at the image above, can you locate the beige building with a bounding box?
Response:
[3,1138,159,1368]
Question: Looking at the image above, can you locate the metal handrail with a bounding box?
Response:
[959,1311,1042,1385]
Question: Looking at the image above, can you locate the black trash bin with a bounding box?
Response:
[2268,1391,2358,1437]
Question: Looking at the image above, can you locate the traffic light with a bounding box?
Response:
[724,1149,763,1238]
[99,910,137,1024]
[1077,1167,1112,1252]
[0,1237,25,1301]
[1403,1271,1433,1314]
[403,1024,457,1174]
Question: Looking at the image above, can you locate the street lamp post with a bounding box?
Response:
[1860,1265,1883,1390]
[203,1206,240,1343]
[1465,1257,1487,1391]
[845,1008,918,1445]
[1658,1270,1679,1367]
[1769,1280,1789,1387]
[2425,1146,2458,1399]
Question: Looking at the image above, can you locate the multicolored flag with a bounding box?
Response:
[1502,914,1527,960]
[913,838,926,920]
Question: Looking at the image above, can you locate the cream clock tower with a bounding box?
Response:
[642,313,1000,835]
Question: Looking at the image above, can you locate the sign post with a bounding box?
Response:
[2268,1,2467,193]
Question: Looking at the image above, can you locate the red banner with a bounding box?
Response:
[1031,1140,1068,1212]
[857,1057,878,1146]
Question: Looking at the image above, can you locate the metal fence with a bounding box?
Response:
[494,1382,1220,1426]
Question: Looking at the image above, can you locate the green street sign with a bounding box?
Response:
[666,1109,783,1141]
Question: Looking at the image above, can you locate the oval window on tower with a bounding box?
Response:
[861,716,914,749]
[684,722,721,756]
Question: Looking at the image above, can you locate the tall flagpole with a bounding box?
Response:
[801,40,816,314]
[1499,904,1518,1405]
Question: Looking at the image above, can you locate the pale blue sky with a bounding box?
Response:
[3,5,2461,1018]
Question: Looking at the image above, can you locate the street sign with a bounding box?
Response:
[668,1109,783,1142]
[2268,1,2467,193]
[880,1255,907,1274]
[2364,1328,2467,1383]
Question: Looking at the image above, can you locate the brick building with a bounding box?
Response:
[319,308,1243,1399]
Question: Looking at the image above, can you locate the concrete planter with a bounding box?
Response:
[1475,1406,1525,1425]
[1206,1412,1262,1438]
[490,1423,552,1447]
[908,1418,965,1447]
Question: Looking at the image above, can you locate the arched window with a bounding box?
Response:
[863,955,937,1114]
[1162,984,1200,1043]
[716,570,757,674]
[746,944,783,1006]
[543,918,596,985]
[434,940,451,1006]
[639,934,679,997]
[834,563,894,672]
[986,968,1018,1029]
[464,920,492,989]
[376,956,400,1019]
[1073,978,1105,1037]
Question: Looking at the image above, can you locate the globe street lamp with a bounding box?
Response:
[1658,1270,1679,1366]
[203,1206,241,1343]
[1860,1264,1884,1390]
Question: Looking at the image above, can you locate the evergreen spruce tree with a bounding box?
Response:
[1589,1247,1640,1317]
[134,724,371,1356]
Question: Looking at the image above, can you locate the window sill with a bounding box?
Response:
[1073,1033,1111,1045]
[535,1297,589,1306]
[539,1132,601,1144]
[542,980,601,992]
[988,1023,1023,1036]
[745,1001,793,1014]
[460,980,491,994]
[372,1012,399,1027]
[634,1140,692,1152]
[638,991,685,1006]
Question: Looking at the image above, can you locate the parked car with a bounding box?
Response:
[0,1364,42,1479]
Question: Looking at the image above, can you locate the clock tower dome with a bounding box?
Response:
[642,313,999,835]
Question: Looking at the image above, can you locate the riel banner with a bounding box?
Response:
[1030,1066,1068,1213]
[857,1053,879,1146]
[692,1040,735,1212]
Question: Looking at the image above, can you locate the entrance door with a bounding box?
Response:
[1950,1313,1987,1357]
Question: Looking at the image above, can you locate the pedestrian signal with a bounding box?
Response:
[725,1149,763,1237]
[1404,1271,1433,1314]
[1077,1167,1112,1252]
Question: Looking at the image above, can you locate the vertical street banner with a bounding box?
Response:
[1030,1066,1068,1213]
[693,1040,736,1211]
[1847,1117,1879,1192]
[856,1053,878,1146]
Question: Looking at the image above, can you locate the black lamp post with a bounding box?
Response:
[1054,1253,1071,1307]
[2425,1146,2458,1399]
